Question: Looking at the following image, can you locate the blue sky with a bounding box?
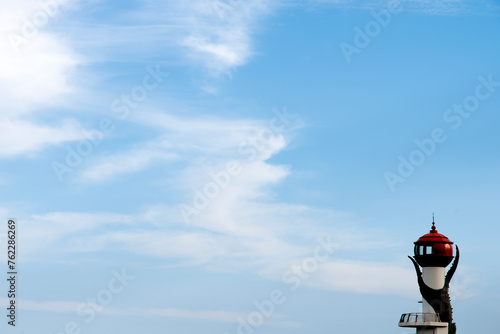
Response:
[1,0,500,333]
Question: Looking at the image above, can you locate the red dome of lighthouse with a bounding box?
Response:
[414,221,454,267]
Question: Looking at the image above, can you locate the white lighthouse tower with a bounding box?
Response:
[399,218,459,334]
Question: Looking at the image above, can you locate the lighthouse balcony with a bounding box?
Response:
[398,313,448,328]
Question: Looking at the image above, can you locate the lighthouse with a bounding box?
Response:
[399,218,459,334]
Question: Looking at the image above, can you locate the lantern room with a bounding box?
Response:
[414,221,454,267]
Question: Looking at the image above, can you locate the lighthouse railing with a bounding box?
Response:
[399,312,441,323]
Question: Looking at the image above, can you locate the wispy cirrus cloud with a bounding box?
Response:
[144,307,248,322]
[174,0,274,74]
[143,307,300,327]
[0,119,84,157]
[19,108,318,271]
[2,296,300,327]
[77,110,292,183]
[64,0,275,76]
[259,258,418,297]
[0,297,123,316]
[306,0,499,15]
[20,211,134,254]
[79,142,178,183]
[18,203,427,297]
[138,0,275,74]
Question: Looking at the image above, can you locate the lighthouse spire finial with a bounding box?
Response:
[431,213,436,232]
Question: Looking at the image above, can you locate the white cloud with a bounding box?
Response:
[0,298,77,313]
[0,119,84,157]
[307,0,495,15]
[142,307,248,322]
[71,0,275,75]
[0,35,78,115]
[136,112,280,154]
[308,260,417,296]
[79,143,178,182]
[2,295,299,327]
[259,257,476,298]
[78,111,292,183]
[0,1,84,157]
[161,0,274,74]
[0,297,124,315]
[13,119,423,296]
[14,108,327,271]
[68,110,306,266]
[20,211,134,254]
[448,268,477,300]
[143,307,301,327]
[0,1,81,115]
